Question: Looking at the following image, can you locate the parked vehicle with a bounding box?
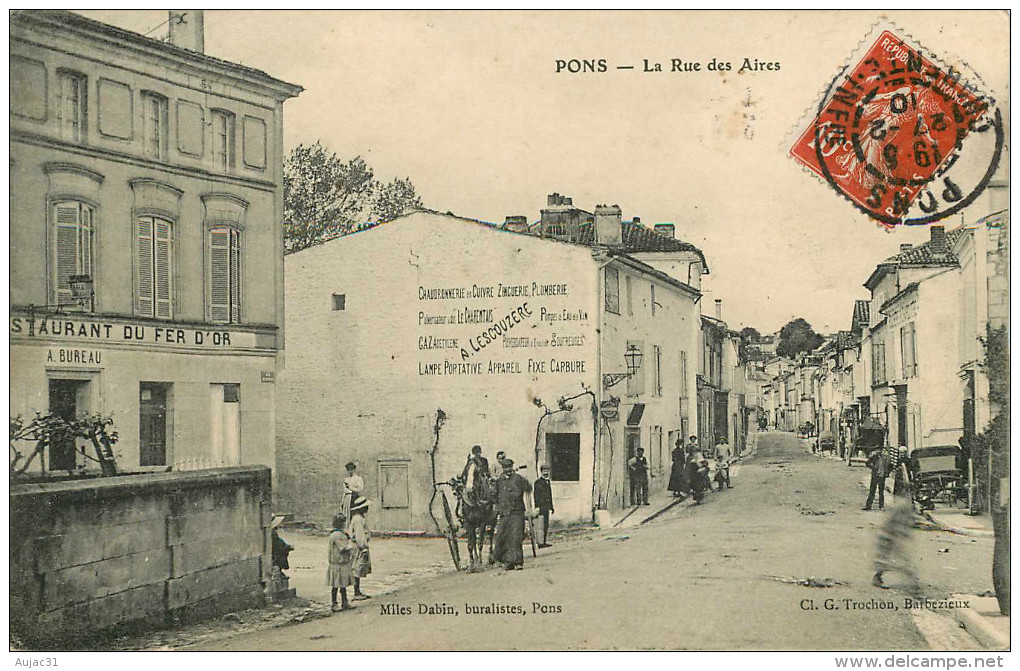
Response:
[817,429,837,454]
[909,445,968,511]
[847,418,885,467]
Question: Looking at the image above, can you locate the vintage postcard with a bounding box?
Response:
[7,9,1010,660]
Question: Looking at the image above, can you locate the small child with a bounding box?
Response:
[327,512,356,612]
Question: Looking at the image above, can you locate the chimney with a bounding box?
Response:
[714,299,722,321]
[547,193,560,207]
[654,223,675,238]
[503,215,528,233]
[563,196,572,206]
[594,204,623,246]
[632,216,642,226]
[929,225,947,255]
[899,243,913,253]
[168,10,205,53]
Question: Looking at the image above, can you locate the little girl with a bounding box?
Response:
[327,512,356,612]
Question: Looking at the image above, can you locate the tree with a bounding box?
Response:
[283,142,425,253]
[776,318,824,359]
[740,327,761,343]
[370,176,423,224]
[10,412,119,480]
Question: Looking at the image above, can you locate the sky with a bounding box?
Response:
[79,10,1009,334]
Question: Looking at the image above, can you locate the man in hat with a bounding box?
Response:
[628,447,650,505]
[533,465,554,548]
[461,445,490,492]
[491,458,532,570]
[348,495,372,599]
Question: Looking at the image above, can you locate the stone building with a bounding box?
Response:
[9,11,302,475]
[277,204,706,531]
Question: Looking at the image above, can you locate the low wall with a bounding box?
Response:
[10,466,273,646]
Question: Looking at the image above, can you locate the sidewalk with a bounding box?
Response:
[952,594,1010,650]
[925,510,995,539]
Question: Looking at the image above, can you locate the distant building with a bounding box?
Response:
[10,11,302,475]
[277,203,706,530]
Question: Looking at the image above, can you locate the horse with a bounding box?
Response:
[447,472,497,571]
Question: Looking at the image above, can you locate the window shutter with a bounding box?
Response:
[53,202,81,305]
[229,229,241,323]
[137,217,154,316]
[154,219,173,318]
[209,228,230,322]
[79,205,92,282]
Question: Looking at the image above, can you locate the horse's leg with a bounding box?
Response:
[465,521,477,571]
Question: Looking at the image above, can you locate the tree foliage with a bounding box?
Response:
[776,318,824,359]
[283,142,425,253]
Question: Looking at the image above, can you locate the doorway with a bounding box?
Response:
[48,379,90,472]
[210,383,241,465]
[140,383,172,466]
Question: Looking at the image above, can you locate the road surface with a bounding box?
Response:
[197,432,992,651]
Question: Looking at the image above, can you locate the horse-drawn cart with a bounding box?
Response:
[846,418,886,467]
[908,445,969,511]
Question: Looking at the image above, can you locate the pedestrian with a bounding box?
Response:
[492,458,532,570]
[863,447,892,511]
[872,499,921,595]
[349,496,372,600]
[270,516,293,578]
[687,444,709,504]
[533,464,554,548]
[667,439,686,498]
[714,438,733,491]
[628,447,650,505]
[341,461,364,524]
[495,450,507,469]
[327,512,356,612]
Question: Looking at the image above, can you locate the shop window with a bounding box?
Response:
[139,382,172,466]
[379,461,410,508]
[51,201,95,310]
[142,92,168,160]
[208,227,242,323]
[546,433,580,482]
[136,215,174,319]
[58,71,87,144]
[604,266,620,314]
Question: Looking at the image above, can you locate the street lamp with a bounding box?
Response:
[603,344,643,389]
[26,275,94,336]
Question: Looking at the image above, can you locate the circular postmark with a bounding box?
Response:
[791,28,1003,227]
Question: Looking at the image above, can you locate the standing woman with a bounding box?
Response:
[668,439,686,498]
[349,496,372,600]
[341,461,364,526]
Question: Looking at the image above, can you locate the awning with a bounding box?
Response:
[626,403,646,426]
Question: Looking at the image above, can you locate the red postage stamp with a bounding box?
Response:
[789,25,1002,227]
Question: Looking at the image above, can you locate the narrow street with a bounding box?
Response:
[197,432,993,651]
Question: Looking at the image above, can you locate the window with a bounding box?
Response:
[136,216,174,319]
[52,201,94,310]
[625,275,633,316]
[379,461,410,508]
[142,93,168,160]
[650,284,656,316]
[545,223,565,237]
[546,433,580,481]
[653,345,662,396]
[211,110,234,171]
[208,227,241,323]
[900,323,917,378]
[332,293,346,311]
[139,382,172,466]
[604,266,620,314]
[871,340,886,384]
[58,71,86,143]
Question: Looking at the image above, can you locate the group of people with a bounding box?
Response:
[326,462,374,612]
[666,435,735,504]
[461,445,556,569]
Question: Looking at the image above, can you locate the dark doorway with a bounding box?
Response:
[48,379,85,471]
[140,383,171,466]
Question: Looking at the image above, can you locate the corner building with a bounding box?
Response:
[9,11,301,475]
[278,206,705,531]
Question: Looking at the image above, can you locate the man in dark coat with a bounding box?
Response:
[492,459,532,570]
[628,447,650,505]
[461,444,490,481]
[533,465,554,547]
[863,447,892,511]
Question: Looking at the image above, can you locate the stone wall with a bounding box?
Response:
[10,466,272,647]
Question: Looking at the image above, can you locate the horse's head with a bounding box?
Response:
[447,475,466,497]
